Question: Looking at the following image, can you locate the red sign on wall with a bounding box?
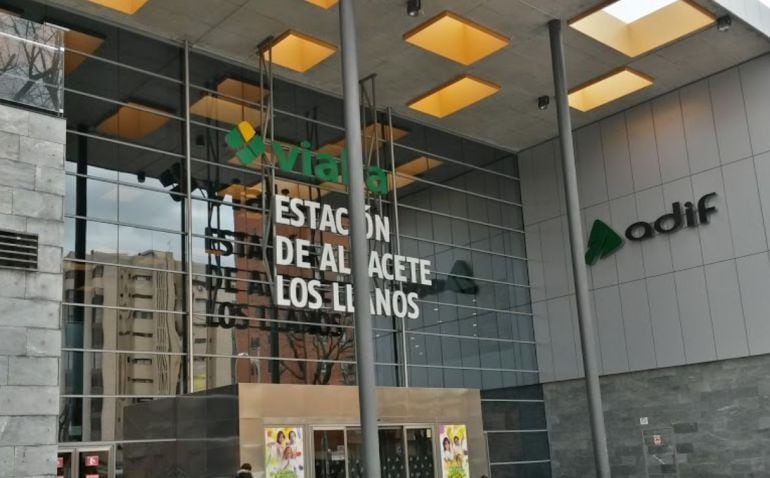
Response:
[85,474,100,478]
[85,455,99,467]
[57,457,64,468]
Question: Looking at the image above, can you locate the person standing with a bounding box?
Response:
[236,463,254,478]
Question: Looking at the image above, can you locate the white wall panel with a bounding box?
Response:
[646,274,686,368]
[547,296,580,380]
[662,177,702,271]
[674,267,717,364]
[635,186,674,276]
[691,168,734,263]
[575,123,608,207]
[609,195,645,282]
[709,68,752,164]
[627,103,662,190]
[755,151,770,246]
[532,301,554,383]
[594,286,628,374]
[524,223,546,303]
[540,217,569,300]
[722,158,769,256]
[736,252,770,355]
[704,260,749,359]
[600,113,635,199]
[739,48,770,155]
[619,280,656,371]
[680,79,720,174]
[653,91,690,182]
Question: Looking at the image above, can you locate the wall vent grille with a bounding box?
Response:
[0,229,38,271]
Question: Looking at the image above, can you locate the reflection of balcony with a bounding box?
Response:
[0,12,64,113]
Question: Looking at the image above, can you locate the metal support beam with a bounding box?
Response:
[548,19,612,478]
[339,1,382,477]
[183,40,195,395]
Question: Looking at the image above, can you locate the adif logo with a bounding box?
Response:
[225,121,389,195]
[585,220,624,265]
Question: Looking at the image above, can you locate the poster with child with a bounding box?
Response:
[265,427,304,478]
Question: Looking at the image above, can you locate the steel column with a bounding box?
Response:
[339,1,382,477]
[548,19,612,478]
[183,40,195,394]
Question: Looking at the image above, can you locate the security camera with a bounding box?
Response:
[407,0,421,17]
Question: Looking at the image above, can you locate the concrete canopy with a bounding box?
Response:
[42,0,770,151]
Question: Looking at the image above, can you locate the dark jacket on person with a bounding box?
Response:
[236,470,253,478]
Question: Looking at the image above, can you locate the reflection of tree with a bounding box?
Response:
[280,321,357,385]
[0,14,63,111]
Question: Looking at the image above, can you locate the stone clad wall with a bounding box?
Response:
[0,103,66,478]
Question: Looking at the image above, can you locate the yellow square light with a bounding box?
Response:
[408,75,500,118]
[404,11,509,65]
[64,30,104,75]
[97,102,170,140]
[265,30,337,73]
[389,156,442,191]
[569,0,715,57]
[190,78,267,126]
[305,0,338,8]
[86,0,150,14]
[568,68,653,112]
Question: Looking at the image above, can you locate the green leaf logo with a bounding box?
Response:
[585,219,624,265]
[225,121,265,166]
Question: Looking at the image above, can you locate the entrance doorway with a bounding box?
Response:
[312,426,435,478]
[57,447,113,478]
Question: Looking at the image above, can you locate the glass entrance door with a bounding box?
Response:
[314,429,347,478]
[405,427,435,478]
[346,427,407,478]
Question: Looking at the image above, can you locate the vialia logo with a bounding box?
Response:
[226,121,389,195]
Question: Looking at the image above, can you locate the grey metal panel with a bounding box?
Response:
[736,252,770,355]
[646,274,686,368]
[674,267,717,364]
[609,194,645,282]
[540,216,570,300]
[662,177,702,271]
[755,151,770,247]
[525,224,546,304]
[547,296,580,381]
[600,113,635,199]
[709,68,753,165]
[519,147,537,226]
[635,186,674,276]
[569,295,585,378]
[532,301,554,383]
[575,123,608,208]
[619,280,656,371]
[527,141,562,225]
[583,202,617,289]
[723,158,769,256]
[626,103,662,191]
[691,168,734,263]
[680,79,720,174]
[561,214,576,295]
[593,285,629,374]
[652,91,690,182]
[704,260,749,360]
[740,55,770,156]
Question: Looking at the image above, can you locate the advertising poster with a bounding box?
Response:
[439,424,470,478]
[265,427,305,478]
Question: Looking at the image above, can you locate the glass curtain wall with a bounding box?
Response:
[6,1,548,476]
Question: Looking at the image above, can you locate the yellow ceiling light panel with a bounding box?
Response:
[266,30,337,73]
[317,124,409,156]
[568,68,653,112]
[403,11,509,65]
[305,0,338,8]
[216,78,267,104]
[569,0,716,57]
[191,78,267,126]
[86,0,150,14]
[97,102,170,140]
[64,29,104,75]
[408,75,500,118]
[389,156,442,191]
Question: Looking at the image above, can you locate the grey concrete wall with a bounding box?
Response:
[544,354,770,478]
[0,103,66,478]
[519,53,770,383]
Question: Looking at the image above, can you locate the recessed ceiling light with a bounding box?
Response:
[97,102,170,140]
[305,0,338,8]
[64,30,104,75]
[265,30,337,73]
[603,0,677,23]
[568,68,653,112]
[403,11,509,65]
[86,0,150,14]
[570,0,715,57]
[408,75,500,118]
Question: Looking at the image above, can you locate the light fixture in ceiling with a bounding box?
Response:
[97,102,170,140]
[408,75,500,118]
[305,0,338,8]
[568,67,653,112]
[403,11,509,65]
[569,0,715,57]
[264,30,337,73]
[86,0,150,14]
[190,78,267,126]
[64,30,104,75]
